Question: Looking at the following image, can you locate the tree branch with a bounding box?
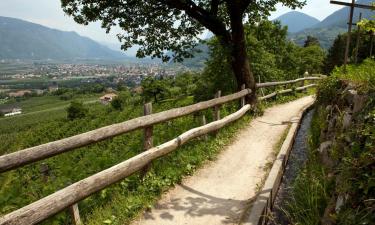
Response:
[163,0,231,43]
[241,0,253,9]
[210,0,220,15]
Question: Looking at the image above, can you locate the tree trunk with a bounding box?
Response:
[227,4,256,104]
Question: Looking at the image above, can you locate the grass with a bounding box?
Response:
[282,153,331,225]
[0,94,100,113]
[0,88,314,225]
[282,59,375,225]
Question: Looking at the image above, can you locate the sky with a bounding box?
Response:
[0,0,345,48]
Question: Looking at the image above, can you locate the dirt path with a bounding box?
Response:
[131,96,315,225]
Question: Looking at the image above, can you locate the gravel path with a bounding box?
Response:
[131,96,315,225]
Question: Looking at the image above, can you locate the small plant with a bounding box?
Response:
[66,101,87,120]
[110,98,123,110]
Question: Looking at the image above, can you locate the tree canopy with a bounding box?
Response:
[61,0,305,62]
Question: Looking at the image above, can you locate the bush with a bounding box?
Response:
[111,98,123,110]
[59,92,74,101]
[66,101,88,120]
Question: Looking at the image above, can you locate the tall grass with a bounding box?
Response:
[282,155,331,225]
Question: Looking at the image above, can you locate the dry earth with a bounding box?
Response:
[131,96,315,225]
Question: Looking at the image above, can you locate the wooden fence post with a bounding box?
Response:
[69,204,81,225]
[301,71,309,93]
[141,102,153,178]
[212,90,221,136]
[240,84,246,108]
[201,114,208,141]
[214,90,221,121]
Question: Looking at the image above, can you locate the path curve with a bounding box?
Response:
[131,96,314,225]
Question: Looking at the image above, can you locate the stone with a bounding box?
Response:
[318,141,334,168]
[342,112,352,130]
[352,94,368,114]
[344,89,357,105]
[335,195,345,213]
[318,141,332,153]
[321,196,337,225]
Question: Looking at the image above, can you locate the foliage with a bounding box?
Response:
[332,58,375,90]
[324,30,375,73]
[285,60,375,225]
[289,26,347,50]
[297,45,325,74]
[358,8,375,33]
[60,0,305,62]
[194,20,325,101]
[284,156,331,225]
[304,35,320,47]
[0,78,313,224]
[316,75,343,105]
[66,101,88,120]
[110,98,123,111]
[111,90,132,111]
[141,72,199,103]
[141,77,170,103]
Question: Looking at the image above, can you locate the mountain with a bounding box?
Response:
[273,11,320,33]
[289,0,374,49]
[315,0,374,29]
[0,16,127,60]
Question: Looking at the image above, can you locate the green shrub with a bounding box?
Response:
[66,101,87,120]
[110,98,123,110]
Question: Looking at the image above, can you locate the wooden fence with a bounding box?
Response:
[0,76,324,225]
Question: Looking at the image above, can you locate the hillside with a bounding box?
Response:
[315,0,374,29]
[0,16,126,60]
[289,0,374,49]
[273,11,320,33]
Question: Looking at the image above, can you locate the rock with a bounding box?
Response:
[344,89,367,114]
[342,112,352,130]
[326,105,333,113]
[327,115,337,134]
[335,195,345,213]
[352,94,367,114]
[344,89,357,105]
[318,141,332,153]
[321,196,337,225]
[318,141,335,168]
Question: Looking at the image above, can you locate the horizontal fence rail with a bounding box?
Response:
[256,76,322,88]
[0,105,252,225]
[0,89,251,173]
[0,76,323,225]
[259,84,317,101]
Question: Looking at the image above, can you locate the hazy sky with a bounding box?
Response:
[0,0,345,45]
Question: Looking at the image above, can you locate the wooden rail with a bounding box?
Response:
[256,76,322,88]
[259,84,317,101]
[0,105,252,225]
[0,76,323,225]
[0,89,251,173]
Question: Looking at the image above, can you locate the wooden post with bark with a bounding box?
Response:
[213,90,221,135]
[214,91,221,121]
[240,84,246,108]
[69,204,81,225]
[141,102,153,178]
[301,72,308,93]
[201,114,208,141]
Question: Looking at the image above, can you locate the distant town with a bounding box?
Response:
[0,61,191,93]
[0,60,195,116]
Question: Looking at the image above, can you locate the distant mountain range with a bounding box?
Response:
[0,0,373,63]
[286,0,374,49]
[0,16,128,60]
[273,11,320,33]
